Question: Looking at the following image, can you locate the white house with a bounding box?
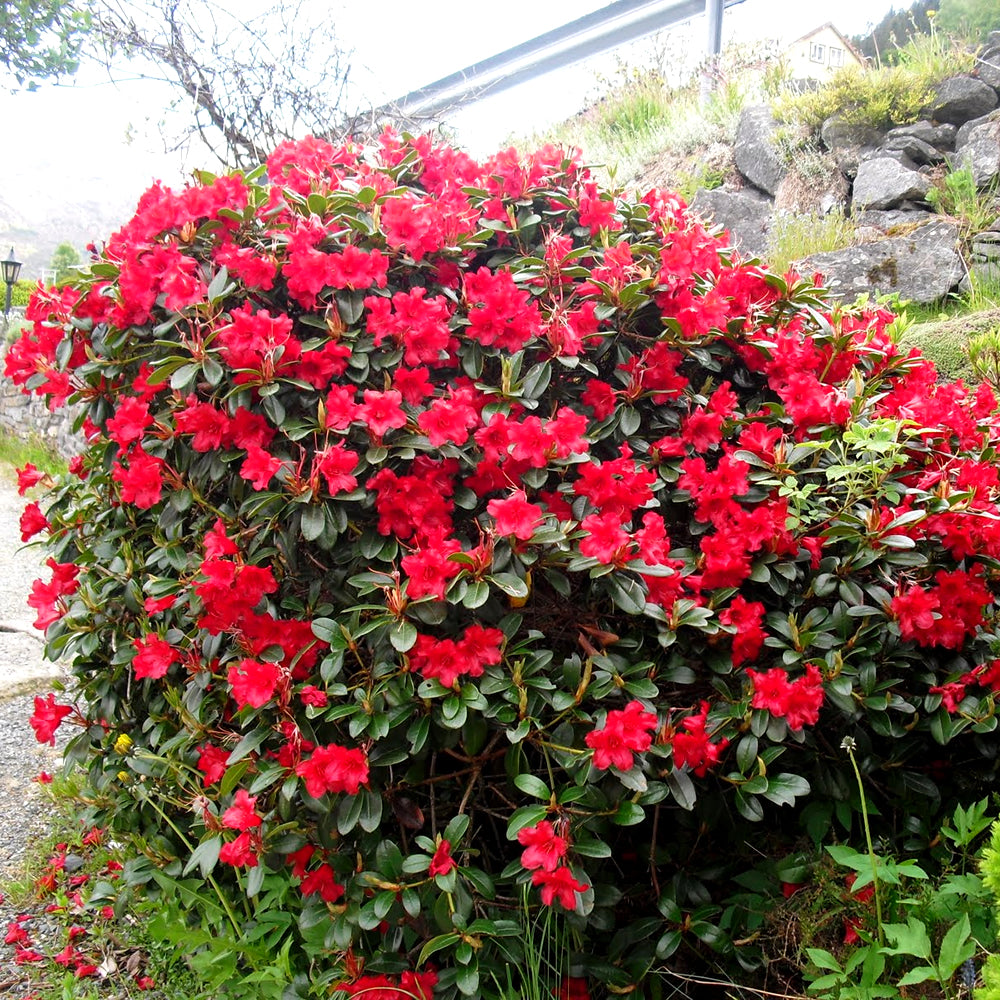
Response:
[784,23,865,84]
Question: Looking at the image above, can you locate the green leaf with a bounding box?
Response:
[417,932,461,966]
[388,619,417,652]
[895,967,937,987]
[805,948,843,972]
[735,790,764,822]
[762,773,810,807]
[455,962,479,997]
[183,836,221,878]
[605,574,647,615]
[227,728,268,765]
[513,773,550,800]
[612,801,645,826]
[937,913,973,979]
[488,573,529,598]
[881,918,931,960]
[506,805,548,839]
[300,506,325,541]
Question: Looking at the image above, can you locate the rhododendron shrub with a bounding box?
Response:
[10,132,1000,996]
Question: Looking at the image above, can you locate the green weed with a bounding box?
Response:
[0,425,66,479]
[766,209,856,275]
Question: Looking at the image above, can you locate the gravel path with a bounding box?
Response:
[0,472,71,995]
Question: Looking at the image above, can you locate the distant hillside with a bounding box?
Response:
[0,192,139,283]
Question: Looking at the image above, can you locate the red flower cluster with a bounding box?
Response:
[747,665,825,731]
[585,700,658,771]
[408,624,504,688]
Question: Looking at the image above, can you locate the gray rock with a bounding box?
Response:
[691,186,773,258]
[820,116,884,179]
[734,106,787,196]
[971,231,1000,260]
[820,117,884,149]
[959,260,1000,294]
[929,76,998,125]
[957,110,1000,150]
[854,209,935,230]
[886,121,957,150]
[801,221,963,304]
[956,116,1000,187]
[852,157,932,211]
[883,133,945,165]
[853,225,888,244]
[979,43,1000,90]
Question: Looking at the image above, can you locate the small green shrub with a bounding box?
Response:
[775,65,935,133]
[927,166,998,232]
[671,162,726,203]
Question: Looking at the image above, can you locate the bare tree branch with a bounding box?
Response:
[86,0,359,169]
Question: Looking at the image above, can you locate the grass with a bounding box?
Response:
[766,209,856,275]
[0,425,67,480]
[898,304,1000,382]
[523,39,784,186]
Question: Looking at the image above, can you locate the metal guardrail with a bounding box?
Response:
[377,0,744,122]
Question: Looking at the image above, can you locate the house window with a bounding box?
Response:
[809,42,825,63]
[829,46,843,67]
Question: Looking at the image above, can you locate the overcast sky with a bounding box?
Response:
[1,0,899,221]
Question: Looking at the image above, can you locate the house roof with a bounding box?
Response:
[785,22,865,63]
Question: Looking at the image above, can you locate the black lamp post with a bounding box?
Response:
[1,246,22,323]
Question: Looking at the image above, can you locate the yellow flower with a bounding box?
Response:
[114,733,134,755]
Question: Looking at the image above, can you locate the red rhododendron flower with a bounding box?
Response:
[219,831,258,868]
[586,700,658,771]
[222,789,263,830]
[747,665,825,731]
[487,489,544,540]
[300,862,345,902]
[357,389,407,439]
[300,685,328,707]
[335,970,438,1000]
[16,462,44,495]
[4,919,29,945]
[143,594,177,615]
[719,596,767,666]
[111,448,166,509]
[19,501,49,541]
[531,865,589,909]
[132,634,181,680]
[429,839,457,877]
[517,820,568,872]
[29,693,73,745]
[227,658,282,709]
[296,743,369,797]
[671,701,728,776]
[106,396,152,452]
[197,744,229,786]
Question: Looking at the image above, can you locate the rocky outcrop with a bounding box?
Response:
[676,58,1000,304]
[734,106,787,196]
[957,114,1000,187]
[819,118,883,179]
[801,221,964,304]
[928,76,998,125]
[852,157,931,211]
[690,187,772,257]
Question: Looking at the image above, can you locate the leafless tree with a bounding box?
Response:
[89,0,358,170]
